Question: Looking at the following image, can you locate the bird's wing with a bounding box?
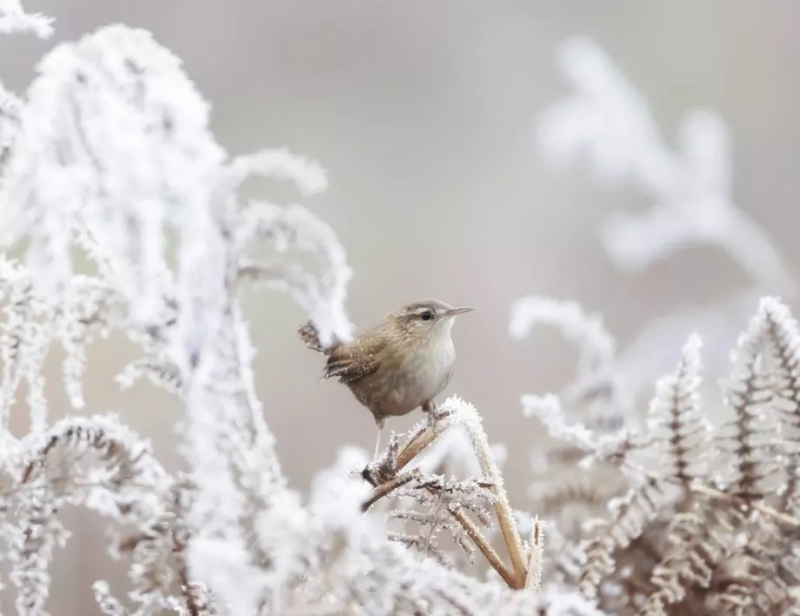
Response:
[323,334,387,384]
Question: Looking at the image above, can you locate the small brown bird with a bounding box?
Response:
[299,299,473,459]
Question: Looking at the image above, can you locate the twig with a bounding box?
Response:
[361,469,421,512]
[447,503,518,588]
[524,516,544,592]
[395,413,457,472]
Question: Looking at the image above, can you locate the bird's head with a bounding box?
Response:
[388,299,473,342]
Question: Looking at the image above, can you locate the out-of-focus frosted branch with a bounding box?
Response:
[521,394,631,467]
[0,0,52,38]
[237,201,353,348]
[229,148,328,197]
[536,37,793,295]
[510,296,634,433]
[0,25,224,322]
[510,296,615,378]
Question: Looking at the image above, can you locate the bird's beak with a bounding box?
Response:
[447,306,474,316]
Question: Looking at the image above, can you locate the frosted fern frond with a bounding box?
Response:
[512,296,634,438]
[640,506,741,614]
[579,477,676,599]
[718,300,783,501]
[756,297,800,445]
[646,334,711,485]
[19,415,169,510]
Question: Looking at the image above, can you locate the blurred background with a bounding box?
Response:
[2,1,800,613]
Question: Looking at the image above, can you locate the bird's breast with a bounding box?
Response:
[368,336,455,418]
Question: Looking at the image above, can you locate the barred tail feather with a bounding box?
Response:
[298,320,338,354]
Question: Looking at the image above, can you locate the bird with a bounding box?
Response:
[298,299,473,460]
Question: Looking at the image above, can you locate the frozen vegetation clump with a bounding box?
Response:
[0,5,798,615]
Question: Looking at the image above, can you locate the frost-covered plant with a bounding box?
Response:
[517,296,800,615]
[0,6,605,616]
[3,6,798,616]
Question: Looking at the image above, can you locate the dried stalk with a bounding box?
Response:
[395,412,457,472]
[524,517,544,592]
[447,503,517,588]
[361,469,421,512]
[459,410,528,588]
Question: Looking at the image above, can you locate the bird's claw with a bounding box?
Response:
[424,402,451,437]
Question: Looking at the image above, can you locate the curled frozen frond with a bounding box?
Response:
[521,394,631,466]
[646,334,711,485]
[113,476,209,615]
[229,147,328,197]
[20,414,169,521]
[511,296,634,433]
[536,38,792,294]
[237,202,353,348]
[115,356,182,395]
[510,296,615,377]
[0,0,53,38]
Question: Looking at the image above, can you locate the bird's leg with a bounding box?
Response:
[373,418,385,461]
[422,400,441,436]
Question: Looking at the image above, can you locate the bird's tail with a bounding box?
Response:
[297,320,339,355]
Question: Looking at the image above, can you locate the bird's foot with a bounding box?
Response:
[423,401,451,437]
[363,431,399,486]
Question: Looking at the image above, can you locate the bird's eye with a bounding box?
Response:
[420,309,434,321]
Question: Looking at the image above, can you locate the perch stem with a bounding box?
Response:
[447,503,518,588]
[361,469,421,512]
[395,412,456,472]
[371,407,528,589]
[460,414,528,588]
